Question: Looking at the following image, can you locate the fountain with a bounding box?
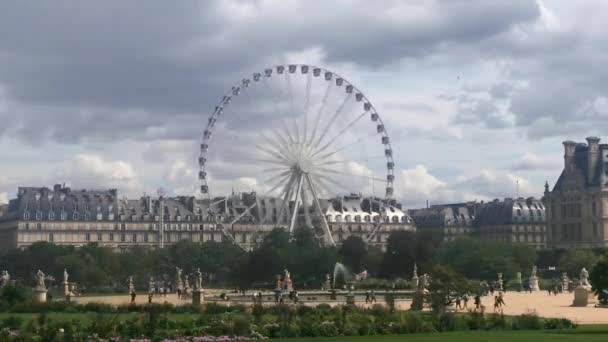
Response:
[333,263,355,290]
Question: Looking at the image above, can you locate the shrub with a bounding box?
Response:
[1,316,24,330]
[544,318,576,330]
[512,314,542,330]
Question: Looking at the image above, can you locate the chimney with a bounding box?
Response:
[563,141,578,172]
[586,136,600,184]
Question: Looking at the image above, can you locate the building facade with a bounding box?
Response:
[0,185,414,252]
[545,137,608,248]
[409,203,475,241]
[474,197,547,249]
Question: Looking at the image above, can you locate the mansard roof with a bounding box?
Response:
[475,197,545,226]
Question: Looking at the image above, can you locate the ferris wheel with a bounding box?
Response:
[199,64,395,246]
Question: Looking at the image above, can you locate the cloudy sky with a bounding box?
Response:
[1,0,606,208]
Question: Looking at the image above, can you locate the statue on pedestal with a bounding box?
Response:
[34,270,48,303]
[497,273,504,291]
[128,276,135,293]
[412,263,419,289]
[283,269,293,291]
[175,267,183,292]
[0,270,10,288]
[323,273,331,290]
[194,268,203,290]
[580,268,591,289]
[529,265,540,291]
[36,270,46,291]
[63,269,71,297]
[561,272,570,292]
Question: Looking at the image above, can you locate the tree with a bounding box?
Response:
[428,265,479,313]
[338,236,367,272]
[437,238,536,280]
[590,254,608,304]
[381,230,442,278]
[559,249,600,277]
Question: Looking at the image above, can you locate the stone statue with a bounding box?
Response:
[284,269,293,291]
[194,268,202,290]
[36,270,46,290]
[412,263,419,289]
[63,269,69,284]
[531,265,538,278]
[128,276,135,293]
[497,273,504,291]
[175,267,183,291]
[529,265,540,291]
[561,272,570,291]
[580,267,591,289]
[420,274,429,290]
[0,270,10,287]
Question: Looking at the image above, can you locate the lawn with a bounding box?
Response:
[273,326,608,342]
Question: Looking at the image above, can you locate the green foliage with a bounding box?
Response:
[428,265,479,313]
[338,236,368,272]
[559,249,600,277]
[590,253,608,304]
[381,230,443,278]
[0,285,31,307]
[437,238,536,280]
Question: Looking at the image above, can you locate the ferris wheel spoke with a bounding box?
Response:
[308,81,333,146]
[302,72,312,145]
[314,92,353,149]
[317,133,378,161]
[255,143,290,164]
[316,155,386,166]
[305,173,335,246]
[312,110,368,158]
[285,72,300,144]
[316,167,385,183]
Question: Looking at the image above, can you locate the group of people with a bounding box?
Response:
[364,290,377,304]
[274,290,299,304]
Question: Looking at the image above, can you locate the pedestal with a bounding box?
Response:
[192,289,204,305]
[63,282,70,297]
[530,277,540,292]
[35,289,47,303]
[572,286,596,307]
[346,293,356,307]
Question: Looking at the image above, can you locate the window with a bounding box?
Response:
[61,211,67,220]
[109,233,114,241]
[36,211,42,220]
[36,223,42,230]
[84,213,90,220]
[144,233,149,242]
[121,223,126,231]
[592,202,597,216]
[593,223,599,237]
[49,233,54,242]
[132,233,137,242]
[23,211,30,220]
[121,234,126,242]
[85,233,91,241]
[73,212,79,220]
[49,212,55,221]
[25,223,30,230]
[97,233,102,241]
[210,233,215,242]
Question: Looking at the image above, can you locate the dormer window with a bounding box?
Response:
[36,211,42,220]
[73,212,79,220]
[97,212,103,221]
[49,212,55,221]
[84,213,90,220]
[61,211,67,220]
[23,211,30,220]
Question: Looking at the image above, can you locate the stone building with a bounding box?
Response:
[324,194,416,249]
[545,137,608,248]
[0,185,413,252]
[475,197,547,249]
[409,202,476,241]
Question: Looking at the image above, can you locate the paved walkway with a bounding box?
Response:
[74,290,607,324]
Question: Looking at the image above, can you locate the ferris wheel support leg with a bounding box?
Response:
[288,175,304,234]
[305,173,335,246]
